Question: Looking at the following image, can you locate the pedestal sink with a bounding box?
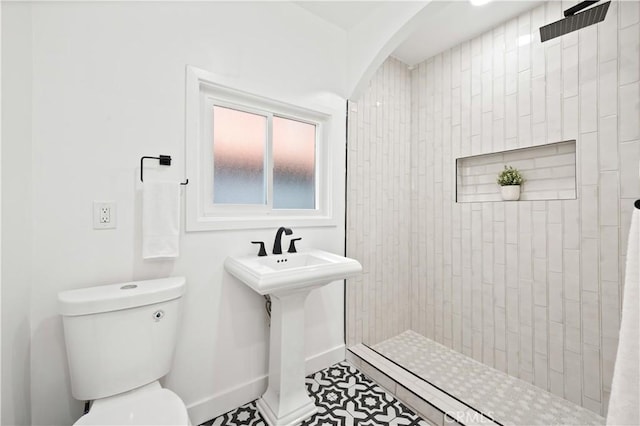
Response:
[224,249,362,426]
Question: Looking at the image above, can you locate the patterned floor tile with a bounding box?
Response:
[301,408,356,426]
[309,383,352,413]
[201,362,426,426]
[205,402,266,426]
[344,383,418,424]
[310,361,369,389]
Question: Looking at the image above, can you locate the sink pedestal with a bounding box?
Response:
[224,249,363,425]
[256,289,318,426]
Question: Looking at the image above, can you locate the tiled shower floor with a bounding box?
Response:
[373,330,605,426]
[201,362,429,426]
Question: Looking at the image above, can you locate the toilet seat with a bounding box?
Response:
[74,385,190,426]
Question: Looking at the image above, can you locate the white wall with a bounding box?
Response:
[0,0,4,422]
[2,3,33,425]
[346,1,427,98]
[3,2,349,425]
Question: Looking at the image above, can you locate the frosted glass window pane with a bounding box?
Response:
[272,116,316,209]
[213,106,267,204]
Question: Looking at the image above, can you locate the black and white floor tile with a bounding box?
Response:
[201,362,429,426]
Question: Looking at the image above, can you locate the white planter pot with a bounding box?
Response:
[501,185,521,201]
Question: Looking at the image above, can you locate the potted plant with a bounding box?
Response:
[497,165,524,201]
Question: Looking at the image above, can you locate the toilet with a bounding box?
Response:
[58,276,191,425]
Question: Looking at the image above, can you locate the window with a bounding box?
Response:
[212,105,268,205]
[185,66,336,231]
[210,105,317,209]
[272,116,316,210]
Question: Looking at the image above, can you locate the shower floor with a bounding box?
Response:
[372,330,605,426]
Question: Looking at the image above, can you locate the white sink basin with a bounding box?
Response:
[224,249,362,296]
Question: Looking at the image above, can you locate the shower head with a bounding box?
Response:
[539,0,610,43]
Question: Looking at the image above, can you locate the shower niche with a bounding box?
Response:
[456,140,577,203]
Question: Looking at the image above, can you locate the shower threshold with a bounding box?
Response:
[347,330,604,426]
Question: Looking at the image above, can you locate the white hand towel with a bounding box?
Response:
[607,207,640,425]
[142,182,180,259]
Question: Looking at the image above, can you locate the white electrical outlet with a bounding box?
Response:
[93,201,117,229]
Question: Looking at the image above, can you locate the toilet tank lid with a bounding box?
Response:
[58,277,186,317]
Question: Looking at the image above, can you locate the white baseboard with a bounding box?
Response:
[304,344,345,376]
[187,344,345,425]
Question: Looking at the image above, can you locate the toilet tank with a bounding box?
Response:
[58,277,186,401]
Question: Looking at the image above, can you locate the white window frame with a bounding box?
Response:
[185,65,336,231]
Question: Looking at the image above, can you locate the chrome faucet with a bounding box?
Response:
[272,227,293,255]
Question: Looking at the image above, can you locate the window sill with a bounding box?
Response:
[185,214,338,232]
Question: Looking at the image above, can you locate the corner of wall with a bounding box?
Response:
[346,2,427,99]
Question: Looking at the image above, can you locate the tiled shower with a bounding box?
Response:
[346,0,639,419]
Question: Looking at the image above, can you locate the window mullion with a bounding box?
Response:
[266,113,274,210]
[314,123,320,212]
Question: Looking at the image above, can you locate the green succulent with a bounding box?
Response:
[497,165,524,186]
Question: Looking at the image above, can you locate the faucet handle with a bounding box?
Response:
[251,241,267,257]
[287,238,302,254]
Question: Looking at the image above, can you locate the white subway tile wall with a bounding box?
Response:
[346,57,413,347]
[346,0,640,418]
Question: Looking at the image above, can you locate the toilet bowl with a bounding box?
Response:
[74,382,190,426]
[58,277,191,426]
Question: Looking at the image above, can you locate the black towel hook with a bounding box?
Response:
[140,155,189,185]
[634,199,640,210]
